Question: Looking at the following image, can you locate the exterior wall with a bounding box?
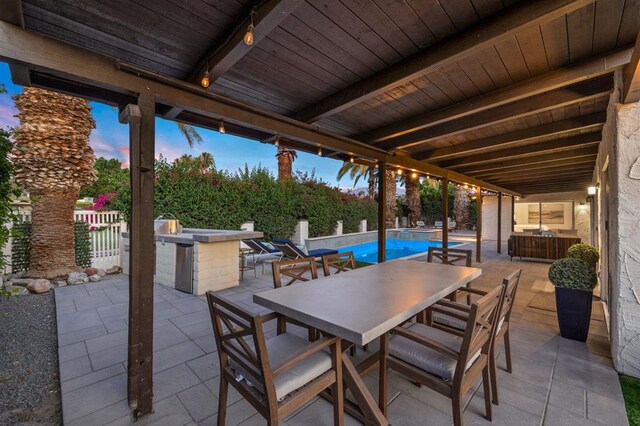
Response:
[292,220,308,246]
[481,195,513,241]
[305,229,443,251]
[193,240,240,295]
[595,71,640,379]
[515,192,591,243]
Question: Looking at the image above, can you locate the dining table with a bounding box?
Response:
[253,259,482,425]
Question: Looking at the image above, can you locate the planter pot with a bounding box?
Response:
[554,286,593,342]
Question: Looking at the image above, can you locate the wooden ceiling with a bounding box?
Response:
[8,0,640,194]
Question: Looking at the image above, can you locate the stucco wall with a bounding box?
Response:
[481,195,513,241]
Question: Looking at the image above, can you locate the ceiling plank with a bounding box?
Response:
[472,158,597,178]
[294,0,595,123]
[0,0,24,27]
[414,112,605,161]
[493,171,594,185]
[441,133,601,168]
[0,21,519,196]
[378,76,612,150]
[622,32,640,103]
[358,48,630,144]
[456,146,599,174]
[479,164,595,181]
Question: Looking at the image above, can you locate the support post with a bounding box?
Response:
[377,161,386,263]
[476,186,482,263]
[120,95,155,419]
[442,177,449,249]
[497,192,502,254]
[511,196,515,232]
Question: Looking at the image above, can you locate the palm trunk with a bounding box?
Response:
[385,170,396,228]
[27,188,82,278]
[453,186,471,230]
[277,148,294,182]
[368,173,376,199]
[405,176,421,227]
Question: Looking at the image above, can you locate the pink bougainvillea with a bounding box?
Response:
[90,192,116,211]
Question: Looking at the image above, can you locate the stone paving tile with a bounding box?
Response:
[153,341,205,374]
[586,389,629,425]
[185,352,220,382]
[112,395,193,426]
[62,373,127,422]
[153,321,190,350]
[176,383,218,421]
[65,399,130,426]
[153,364,201,401]
[543,404,605,426]
[88,343,128,370]
[58,341,87,362]
[59,354,92,381]
[58,323,108,347]
[193,333,218,354]
[57,309,103,334]
[85,329,127,354]
[61,363,126,394]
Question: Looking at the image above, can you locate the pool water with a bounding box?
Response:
[338,239,463,264]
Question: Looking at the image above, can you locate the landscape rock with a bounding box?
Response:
[4,285,29,296]
[8,271,25,280]
[97,268,107,277]
[26,279,52,294]
[85,267,98,276]
[88,274,101,282]
[67,272,88,285]
[11,278,34,287]
[55,281,67,287]
[105,266,121,275]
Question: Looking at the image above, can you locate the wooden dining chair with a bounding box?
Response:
[428,269,522,405]
[426,247,474,305]
[379,284,505,426]
[272,258,319,340]
[206,292,344,426]
[321,251,356,277]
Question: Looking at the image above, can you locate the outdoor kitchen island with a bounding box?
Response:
[122,228,263,295]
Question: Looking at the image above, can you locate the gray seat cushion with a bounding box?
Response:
[389,323,480,381]
[230,333,332,401]
[433,312,466,330]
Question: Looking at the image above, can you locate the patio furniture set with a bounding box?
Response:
[212,247,522,425]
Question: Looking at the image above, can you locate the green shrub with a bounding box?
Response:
[11,221,93,272]
[567,243,599,270]
[548,257,597,291]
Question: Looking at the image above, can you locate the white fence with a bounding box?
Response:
[3,209,126,272]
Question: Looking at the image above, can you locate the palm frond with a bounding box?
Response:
[176,122,203,148]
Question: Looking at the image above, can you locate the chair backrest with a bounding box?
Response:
[321,251,355,277]
[498,269,522,324]
[455,284,504,382]
[206,292,275,406]
[272,257,318,288]
[427,247,472,267]
[242,239,268,254]
[271,239,306,259]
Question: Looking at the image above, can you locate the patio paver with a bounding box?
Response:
[54,242,629,425]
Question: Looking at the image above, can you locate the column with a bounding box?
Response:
[442,177,449,249]
[497,192,502,254]
[476,186,482,263]
[377,161,386,263]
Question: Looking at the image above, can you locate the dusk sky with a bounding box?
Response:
[0,62,358,188]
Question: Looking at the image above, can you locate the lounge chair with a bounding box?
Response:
[415,220,426,228]
[271,238,338,260]
[242,238,282,273]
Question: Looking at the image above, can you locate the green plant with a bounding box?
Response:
[620,375,640,426]
[548,257,597,291]
[11,221,92,272]
[0,84,18,272]
[567,243,600,270]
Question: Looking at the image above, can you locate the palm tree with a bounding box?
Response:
[176,122,203,147]
[336,162,377,198]
[453,185,471,230]
[384,169,397,228]
[13,87,97,278]
[275,146,297,182]
[403,174,421,227]
[197,152,214,172]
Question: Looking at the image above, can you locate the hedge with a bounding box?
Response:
[11,221,92,272]
[111,161,378,241]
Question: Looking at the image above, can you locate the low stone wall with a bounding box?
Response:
[305,229,443,251]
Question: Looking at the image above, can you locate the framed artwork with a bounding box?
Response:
[527,204,539,223]
[541,203,565,224]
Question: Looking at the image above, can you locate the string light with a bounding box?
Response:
[411,172,417,179]
[244,9,256,45]
[317,147,323,156]
[218,120,225,133]
[349,156,354,163]
[274,136,280,147]
[397,169,403,175]
[201,59,210,88]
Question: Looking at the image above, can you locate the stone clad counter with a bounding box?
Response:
[121,228,263,294]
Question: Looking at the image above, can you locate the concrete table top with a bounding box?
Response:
[122,229,263,244]
[254,260,482,346]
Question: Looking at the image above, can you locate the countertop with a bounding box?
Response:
[122,228,263,244]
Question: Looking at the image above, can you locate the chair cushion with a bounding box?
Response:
[389,323,480,381]
[307,248,339,257]
[433,313,506,333]
[229,333,332,401]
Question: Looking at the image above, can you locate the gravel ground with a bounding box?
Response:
[0,292,61,425]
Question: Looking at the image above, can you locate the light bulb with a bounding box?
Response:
[244,24,255,45]
[397,169,403,175]
[411,172,417,178]
[317,147,322,156]
[218,121,225,133]
[201,70,210,88]
[350,157,354,163]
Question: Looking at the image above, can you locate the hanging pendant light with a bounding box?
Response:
[201,59,210,88]
[244,9,255,45]
[218,120,225,133]
[274,136,280,147]
[317,147,323,156]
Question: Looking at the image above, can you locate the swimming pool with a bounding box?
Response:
[338,239,464,263]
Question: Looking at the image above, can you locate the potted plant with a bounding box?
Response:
[548,255,598,341]
[567,243,600,270]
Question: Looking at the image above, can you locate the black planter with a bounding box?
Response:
[555,286,593,342]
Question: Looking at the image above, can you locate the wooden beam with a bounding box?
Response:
[456,146,599,174]
[473,158,597,178]
[377,161,386,263]
[359,48,630,145]
[0,0,24,27]
[163,0,303,118]
[379,76,612,150]
[484,165,596,182]
[414,112,605,161]
[442,178,449,249]
[496,175,595,188]
[441,133,601,169]
[294,0,595,123]
[510,196,515,233]
[519,185,588,195]
[622,32,640,104]
[476,186,482,263]
[0,22,521,196]
[120,97,155,419]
